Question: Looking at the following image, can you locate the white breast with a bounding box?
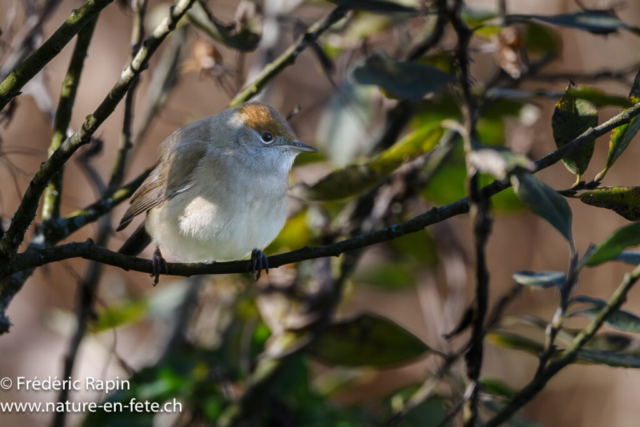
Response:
[145,150,292,263]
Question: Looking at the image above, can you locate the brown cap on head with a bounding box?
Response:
[238,102,296,141]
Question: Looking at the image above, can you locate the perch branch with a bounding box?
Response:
[7,97,640,280]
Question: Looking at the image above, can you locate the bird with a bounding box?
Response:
[116,102,318,285]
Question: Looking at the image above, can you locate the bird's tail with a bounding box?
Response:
[118,222,152,256]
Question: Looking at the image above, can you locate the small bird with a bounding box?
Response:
[117,102,318,284]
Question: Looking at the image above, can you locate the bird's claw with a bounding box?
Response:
[251,249,269,281]
[151,246,168,286]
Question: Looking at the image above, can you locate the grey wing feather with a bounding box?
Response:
[116,130,208,231]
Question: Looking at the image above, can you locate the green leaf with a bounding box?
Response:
[597,69,640,181]
[353,262,416,290]
[461,8,497,28]
[266,210,311,254]
[389,230,438,267]
[551,81,599,177]
[486,330,544,355]
[575,348,640,368]
[292,123,444,201]
[566,87,633,108]
[584,222,640,266]
[580,186,640,221]
[506,11,633,35]
[311,312,430,367]
[468,147,534,180]
[480,377,516,399]
[511,172,573,248]
[523,22,560,55]
[486,330,640,368]
[512,271,565,289]
[328,0,417,14]
[613,250,640,265]
[571,296,640,333]
[584,332,636,353]
[91,300,147,333]
[351,53,456,99]
[423,161,523,213]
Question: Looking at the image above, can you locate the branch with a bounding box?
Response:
[0,0,113,111]
[406,0,447,61]
[449,1,491,424]
[8,97,640,281]
[0,0,197,259]
[41,16,99,223]
[51,211,111,427]
[49,166,153,244]
[484,263,640,427]
[382,355,459,427]
[227,6,348,108]
[52,5,148,426]
[106,0,148,195]
[0,0,64,82]
[131,26,188,153]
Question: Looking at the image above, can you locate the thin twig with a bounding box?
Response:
[106,0,148,195]
[0,0,64,82]
[536,252,579,376]
[41,16,99,223]
[52,166,153,243]
[382,355,459,427]
[131,25,188,156]
[407,0,447,61]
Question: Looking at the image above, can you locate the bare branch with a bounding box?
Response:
[41,16,99,223]
[106,0,148,195]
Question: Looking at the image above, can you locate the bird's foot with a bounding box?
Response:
[151,246,168,286]
[250,249,269,281]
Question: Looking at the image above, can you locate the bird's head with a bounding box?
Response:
[234,102,318,154]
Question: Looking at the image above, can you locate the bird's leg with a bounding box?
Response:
[250,249,269,281]
[151,246,168,286]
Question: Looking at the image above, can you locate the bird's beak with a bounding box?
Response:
[285,141,319,153]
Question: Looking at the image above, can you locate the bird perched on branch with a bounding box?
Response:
[116,102,318,284]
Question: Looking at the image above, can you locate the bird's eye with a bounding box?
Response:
[261,132,274,143]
